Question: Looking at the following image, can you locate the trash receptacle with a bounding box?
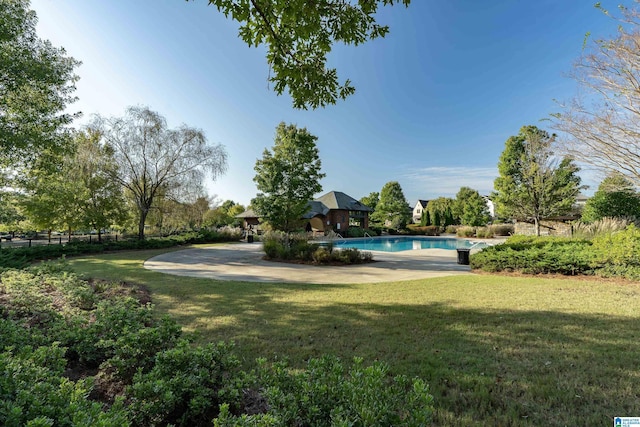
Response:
[247,234,254,243]
[457,248,470,265]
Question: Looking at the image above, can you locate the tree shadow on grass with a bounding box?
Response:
[160,285,640,427]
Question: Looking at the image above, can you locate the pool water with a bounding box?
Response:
[332,237,484,252]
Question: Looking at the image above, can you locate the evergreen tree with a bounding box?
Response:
[493,126,582,235]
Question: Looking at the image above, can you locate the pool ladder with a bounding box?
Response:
[364,232,374,242]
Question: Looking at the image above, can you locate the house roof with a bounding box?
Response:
[302,201,330,219]
[415,199,428,209]
[237,191,372,220]
[235,209,258,218]
[315,191,373,212]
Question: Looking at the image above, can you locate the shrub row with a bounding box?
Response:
[0,228,243,269]
[470,225,640,279]
[405,225,441,236]
[262,232,373,265]
[0,263,434,426]
[456,224,514,238]
[345,227,379,238]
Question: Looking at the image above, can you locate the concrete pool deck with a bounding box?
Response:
[144,242,476,284]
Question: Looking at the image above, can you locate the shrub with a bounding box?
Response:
[591,224,640,269]
[470,236,594,275]
[406,225,440,236]
[263,232,372,265]
[445,225,460,234]
[572,217,634,238]
[215,356,434,427]
[0,344,129,427]
[127,341,247,427]
[0,229,242,269]
[312,247,331,264]
[488,224,514,236]
[456,226,476,238]
[475,227,494,238]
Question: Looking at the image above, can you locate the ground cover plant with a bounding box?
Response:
[470,224,640,279]
[68,249,640,426]
[0,259,432,426]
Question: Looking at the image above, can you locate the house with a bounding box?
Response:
[412,200,429,223]
[482,196,495,219]
[235,209,260,231]
[305,191,372,233]
[235,191,372,233]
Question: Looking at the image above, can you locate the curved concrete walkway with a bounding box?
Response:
[144,242,473,284]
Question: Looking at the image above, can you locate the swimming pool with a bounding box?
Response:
[332,236,484,252]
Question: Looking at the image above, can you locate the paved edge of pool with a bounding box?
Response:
[143,242,479,284]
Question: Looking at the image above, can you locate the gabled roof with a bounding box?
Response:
[315,191,373,212]
[237,191,372,220]
[415,199,428,209]
[235,209,258,218]
[302,200,330,219]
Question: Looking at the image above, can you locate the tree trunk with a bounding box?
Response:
[138,211,148,240]
[534,217,541,236]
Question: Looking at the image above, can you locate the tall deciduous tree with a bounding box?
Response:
[453,187,490,226]
[96,106,228,239]
[0,0,79,166]
[359,192,379,212]
[72,130,129,241]
[372,181,410,230]
[252,122,325,232]
[493,126,582,236]
[581,173,640,223]
[194,0,410,109]
[553,5,640,187]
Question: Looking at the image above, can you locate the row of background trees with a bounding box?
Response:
[3,0,640,240]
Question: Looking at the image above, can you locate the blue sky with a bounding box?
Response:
[31,0,626,207]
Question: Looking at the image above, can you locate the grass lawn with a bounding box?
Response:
[68,246,640,426]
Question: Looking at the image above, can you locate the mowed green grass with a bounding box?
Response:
[69,247,640,426]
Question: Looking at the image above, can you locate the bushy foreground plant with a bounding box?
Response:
[1,262,433,426]
[590,224,640,279]
[215,356,434,427]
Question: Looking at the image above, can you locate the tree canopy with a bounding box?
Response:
[252,122,325,232]
[453,187,490,226]
[581,173,640,223]
[553,4,640,187]
[197,0,411,109]
[493,125,582,235]
[95,106,228,239]
[0,0,79,165]
[371,181,410,230]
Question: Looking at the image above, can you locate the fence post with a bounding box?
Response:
[28,239,32,247]
[89,235,92,243]
[59,237,62,245]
